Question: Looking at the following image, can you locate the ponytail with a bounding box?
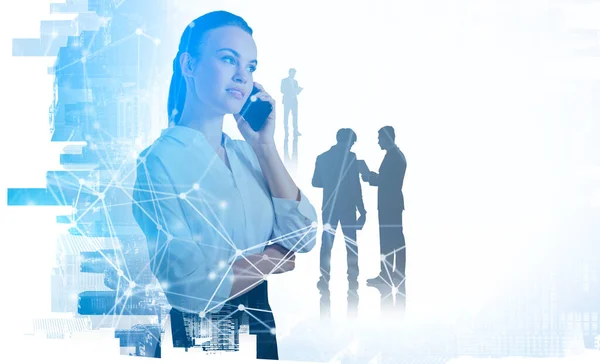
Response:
[167,52,186,126]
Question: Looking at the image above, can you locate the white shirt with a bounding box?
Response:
[132,126,317,314]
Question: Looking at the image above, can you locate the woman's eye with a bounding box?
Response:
[247,65,256,73]
[222,56,236,65]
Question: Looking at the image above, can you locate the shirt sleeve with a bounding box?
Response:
[131,153,234,314]
[311,156,324,188]
[270,190,318,253]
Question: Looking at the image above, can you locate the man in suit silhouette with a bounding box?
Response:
[281,68,303,161]
[363,126,407,310]
[312,128,366,317]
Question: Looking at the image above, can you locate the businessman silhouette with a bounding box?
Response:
[312,128,366,318]
[281,68,303,163]
[363,126,407,313]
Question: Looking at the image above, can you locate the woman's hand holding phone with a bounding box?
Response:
[234,82,276,148]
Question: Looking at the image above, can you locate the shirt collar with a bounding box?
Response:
[160,125,232,148]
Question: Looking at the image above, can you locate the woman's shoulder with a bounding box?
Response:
[140,126,206,162]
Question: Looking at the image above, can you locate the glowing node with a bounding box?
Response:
[51,31,58,39]
[235,249,242,256]
[208,272,217,280]
[80,56,87,64]
[154,38,161,46]
[129,281,136,289]
[78,178,85,185]
[171,108,179,116]
[380,254,386,262]
[188,21,195,28]
[135,28,143,35]
[324,223,332,230]
[199,311,206,318]
[165,234,173,241]
[219,200,228,209]
[125,289,133,297]
[179,193,186,200]
[97,192,105,200]
[161,281,169,290]
[84,134,91,141]
[117,269,124,277]
[72,208,78,214]
[392,286,398,295]
[218,260,226,269]
[156,224,162,231]
[139,156,146,164]
[262,254,269,261]
[262,274,269,280]
[193,183,200,191]
[238,304,245,311]
[311,221,318,228]
[270,328,276,335]
[93,122,100,129]
[250,95,257,102]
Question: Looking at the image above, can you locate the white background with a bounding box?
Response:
[1,0,600,362]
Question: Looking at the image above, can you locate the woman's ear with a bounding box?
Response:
[179,52,195,77]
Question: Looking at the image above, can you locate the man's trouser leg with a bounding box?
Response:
[341,211,359,316]
[283,104,291,160]
[318,215,338,292]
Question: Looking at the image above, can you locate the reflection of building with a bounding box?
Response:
[172,309,242,353]
[115,324,161,357]
[51,234,115,313]
[203,307,240,352]
[455,276,586,358]
[27,317,93,339]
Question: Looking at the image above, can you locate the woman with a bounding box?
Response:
[131,10,317,360]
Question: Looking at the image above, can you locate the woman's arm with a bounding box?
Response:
[252,143,300,200]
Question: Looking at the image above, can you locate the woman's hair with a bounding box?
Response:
[167,11,253,126]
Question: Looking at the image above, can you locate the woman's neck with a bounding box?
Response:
[178,103,225,152]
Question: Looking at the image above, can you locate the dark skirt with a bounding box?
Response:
[170,280,279,360]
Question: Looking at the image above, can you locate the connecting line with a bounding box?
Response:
[93,128,118,172]
[203,263,235,314]
[244,310,274,332]
[100,198,132,280]
[96,288,133,328]
[243,224,314,253]
[243,307,273,314]
[53,33,137,74]
[270,229,317,274]
[322,226,359,258]
[183,185,236,247]
[321,146,356,215]
[140,32,157,43]
[73,182,82,209]
[183,199,236,250]
[207,313,239,348]
[270,224,315,245]
[46,170,71,206]
[68,223,129,283]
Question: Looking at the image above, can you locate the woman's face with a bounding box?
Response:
[186,26,257,116]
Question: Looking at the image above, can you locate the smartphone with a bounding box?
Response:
[240,86,273,132]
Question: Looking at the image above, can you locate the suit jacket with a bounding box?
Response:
[312,145,365,215]
[369,146,407,212]
[280,77,299,104]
